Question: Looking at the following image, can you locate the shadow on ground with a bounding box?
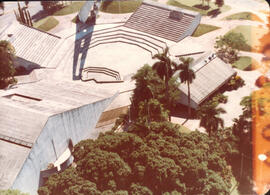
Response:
[72,18,96,80]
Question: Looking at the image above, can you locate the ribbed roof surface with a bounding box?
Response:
[124,0,199,42]
[176,52,236,106]
[0,22,62,67]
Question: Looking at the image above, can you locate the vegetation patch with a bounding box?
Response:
[226,25,268,52]
[53,2,85,16]
[179,125,192,133]
[232,56,259,71]
[100,0,142,14]
[192,24,220,37]
[167,0,231,16]
[224,12,264,22]
[33,16,59,31]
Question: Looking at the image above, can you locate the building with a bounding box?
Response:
[175,51,236,109]
[0,0,233,194]
[0,79,118,194]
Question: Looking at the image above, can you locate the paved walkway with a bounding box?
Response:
[44,0,269,132]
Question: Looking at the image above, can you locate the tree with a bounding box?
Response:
[40,124,232,195]
[113,65,180,132]
[0,40,16,88]
[197,102,226,136]
[25,1,29,7]
[178,57,195,118]
[152,47,178,121]
[215,0,224,8]
[41,1,59,12]
[0,2,4,14]
[215,32,249,63]
[230,95,254,194]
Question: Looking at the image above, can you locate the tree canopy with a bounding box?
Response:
[215,32,248,63]
[39,113,233,195]
[0,40,16,88]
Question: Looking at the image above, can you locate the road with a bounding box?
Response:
[0,1,43,29]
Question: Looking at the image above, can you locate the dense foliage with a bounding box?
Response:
[113,64,180,130]
[41,2,64,12]
[215,32,249,63]
[0,40,16,89]
[39,120,233,195]
[231,95,254,194]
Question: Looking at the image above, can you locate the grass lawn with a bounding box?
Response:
[226,25,268,52]
[100,0,142,14]
[33,16,59,31]
[232,56,259,71]
[192,24,220,37]
[53,2,85,16]
[179,125,191,134]
[224,12,264,22]
[167,0,231,16]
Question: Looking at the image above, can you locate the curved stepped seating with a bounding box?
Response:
[81,66,124,83]
[124,0,200,42]
[75,25,167,56]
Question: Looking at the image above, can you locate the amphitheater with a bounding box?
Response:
[0,0,236,194]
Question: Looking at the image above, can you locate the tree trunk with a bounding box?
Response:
[165,77,171,121]
[187,81,191,119]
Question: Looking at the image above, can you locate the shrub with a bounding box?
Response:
[225,75,245,91]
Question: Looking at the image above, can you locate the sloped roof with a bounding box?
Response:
[124,0,201,42]
[0,79,116,189]
[176,52,236,107]
[0,21,63,68]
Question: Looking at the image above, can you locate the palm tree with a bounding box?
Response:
[197,102,226,136]
[178,57,195,118]
[152,46,177,121]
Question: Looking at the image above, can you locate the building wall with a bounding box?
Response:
[178,91,198,109]
[179,13,201,41]
[11,93,118,194]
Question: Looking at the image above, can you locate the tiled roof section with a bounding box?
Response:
[0,22,62,67]
[124,0,200,42]
[177,52,236,106]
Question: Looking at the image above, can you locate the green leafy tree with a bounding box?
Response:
[215,0,224,8]
[230,95,254,194]
[197,102,226,136]
[113,65,180,130]
[178,57,195,118]
[0,40,16,88]
[41,119,232,194]
[215,32,249,63]
[41,1,60,12]
[152,47,178,120]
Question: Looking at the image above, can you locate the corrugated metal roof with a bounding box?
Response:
[0,21,62,68]
[176,52,236,106]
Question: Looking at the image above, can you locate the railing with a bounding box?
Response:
[81,66,124,83]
